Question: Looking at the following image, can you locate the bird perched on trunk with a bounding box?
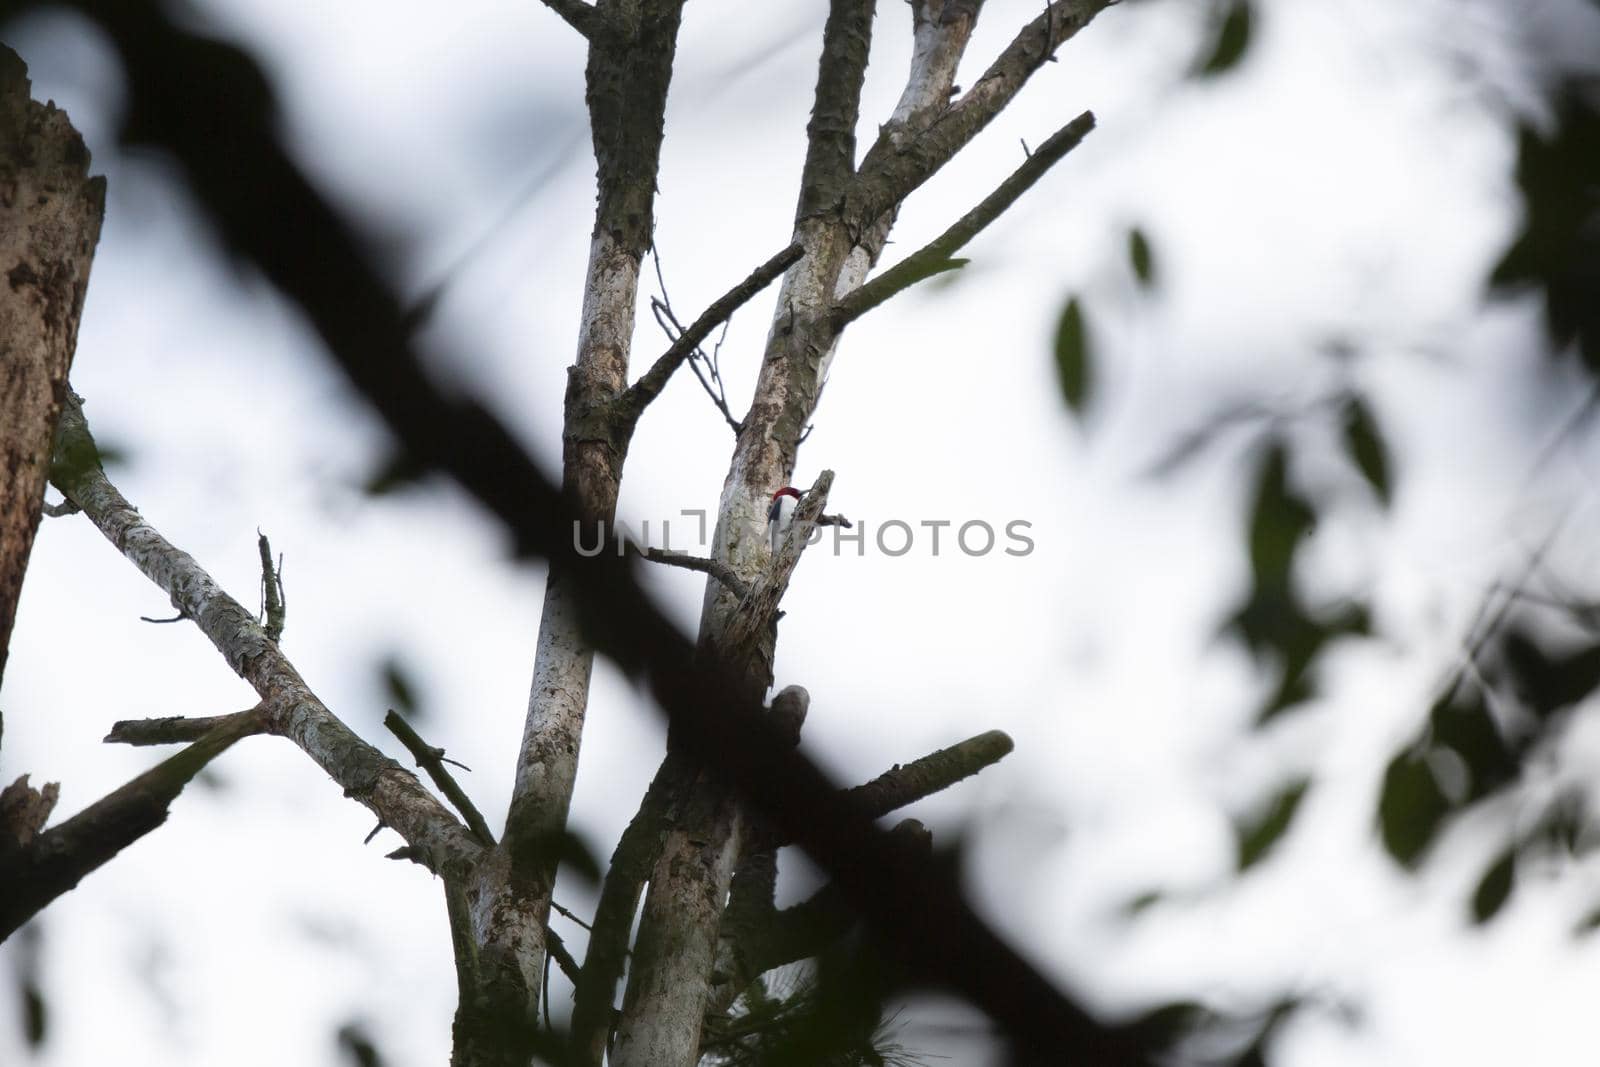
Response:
[767,486,802,554]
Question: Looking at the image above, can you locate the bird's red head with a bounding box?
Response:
[772,486,802,503]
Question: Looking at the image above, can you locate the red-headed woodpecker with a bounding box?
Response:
[768,486,802,554]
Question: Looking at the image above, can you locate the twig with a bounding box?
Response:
[139,612,185,624]
[638,546,751,601]
[105,706,266,746]
[648,282,742,433]
[258,531,286,642]
[41,498,80,518]
[617,243,804,427]
[550,897,593,931]
[834,111,1095,327]
[384,710,496,848]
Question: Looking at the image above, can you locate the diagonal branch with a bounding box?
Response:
[617,243,803,428]
[50,393,484,880]
[748,728,1014,854]
[833,110,1096,327]
[384,710,496,848]
[0,714,256,940]
[539,0,608,41]
[845,0,1112,229]
[843,727,1014,818]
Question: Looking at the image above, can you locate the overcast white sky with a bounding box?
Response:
[6,0,1600,1064]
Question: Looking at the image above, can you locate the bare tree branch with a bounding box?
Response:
[105,707,265,747]
[38,6,1154,1060]
[538,0,607,41]
[0,714,255,940]
[799,0,878,219]
[638,547,751,601]
[384,710,496,848]
[257,531,286,641]
[50,392,484,880]
[844,0,1112,229]
[844,728,1015,815]
[618,243,804,427]
[834,110,1096,327]
[571,759,678,1067]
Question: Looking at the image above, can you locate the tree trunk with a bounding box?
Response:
[0,45,104,689]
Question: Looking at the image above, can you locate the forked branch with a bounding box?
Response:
[50,392,483,880]
[0,714,257,939]
[618,243,803,427]
[845,0,1112,228]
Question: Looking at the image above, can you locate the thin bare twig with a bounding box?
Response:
[649,283,741,433]
[384,710,496,848]
[833,111,1095,327]
[258,531,286,642]
[618,243,804,428]
[639,546,751,601]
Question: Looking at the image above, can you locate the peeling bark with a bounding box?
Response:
[0,45,104,688]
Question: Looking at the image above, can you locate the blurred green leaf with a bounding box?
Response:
[1123,890,1165,917]
[21,981,45,1047]
[1502,628,1600,721]
[1427,684,1516,801]
[1053,296,1092,415]
[1194,0,1254,78]
[1489,92,1600,371]
[1342,398,1391,505]
[1378,750,1450,868]
[1236,779,1309,870]
[379,656,421,720]
[1470,846,1516,924]
[337,1022,384,1067]
[1128,227,1156,288]
[1246,444,1313,591]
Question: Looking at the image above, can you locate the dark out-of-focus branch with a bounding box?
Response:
[28,3,1153,1060]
